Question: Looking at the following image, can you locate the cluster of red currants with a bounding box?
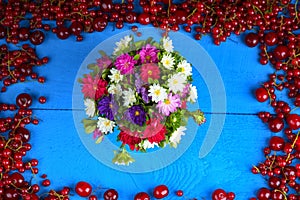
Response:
[248,0,300,199]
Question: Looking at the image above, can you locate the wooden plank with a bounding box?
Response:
[28,109,269,199]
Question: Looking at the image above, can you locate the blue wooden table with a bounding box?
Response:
[1,23,278,199]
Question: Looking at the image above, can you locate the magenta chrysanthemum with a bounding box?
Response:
[81,74,100,98]
[115,53,137,74]
[140,63,160,82]
[157,93,181,116]
[96,55,112,71]
[139,44,159,63]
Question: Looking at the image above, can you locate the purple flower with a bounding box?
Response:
[98,95,117,121]
[115,53,137,75]
[135,73,143,91]
[157,93,181,116]
[139,44,159,63]
[181,83,190,98]
[139,86,151,104]
[127,105,146,126]
[96,55,112,70]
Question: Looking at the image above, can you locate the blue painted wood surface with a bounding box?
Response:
[0,23,282,199]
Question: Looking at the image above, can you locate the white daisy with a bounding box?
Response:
[108,68,123,83]
[188,84,198,103]
[170,126,186,145]
[167,73,186,93]
[113,35,132,55]
[97,117,115,134]
[108,84,122,96]
[122,88,136,107]
[177,60,192,77]
[162,37,174,53]
[161,53,175,70]
[84,98,96,118]
[148,83,167,103]
[139,140,158,149]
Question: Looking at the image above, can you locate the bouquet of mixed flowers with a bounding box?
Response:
[78,34,205,165]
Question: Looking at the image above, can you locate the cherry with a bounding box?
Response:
[75,181,92,197]
[93,18,108,32]
[3,188,19,200]
[70,21,83,36]
[56,26,70,40]
[138,13,151,25]
[15,127,30,142]
[269,136,285,151]
[89,195,98,200]
[264,32,278,46]
[134,192,150,200]
[104,189,118,200]
[153,185,169,199]
[42,179,51,187]
[255,87,269,102]
[286,114,300,130]
[273,45,289,60]
[268,117,284,132]
[9,172,25,187]
[18,27,30,41]
[245,32,259,47]
[29,30,45,45]
[257,188,271,200]
[212,188,227,200]
[16,93,32,108]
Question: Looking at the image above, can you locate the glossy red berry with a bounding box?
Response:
[212,188,227,200]
[273,45,289,60]
[269,136,285,151]
[176,190,183,197]
[103,189,118,200]
[16,93,32,108]
[268,117,284,132]
[153,185,169,199]
[38,96,47,104]
[138,13,150,25]
[286,114,300,130]
[134,192,150,200]
[255,87,269,102]
[75,181,92,197]
[264,32,278,46]
[245,32,259,47]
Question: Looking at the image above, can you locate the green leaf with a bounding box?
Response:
[82,119,97,134]
[77,78,83,83]
[98,50,108,57]
[145,37,153,44]
[95,135,104,144]
[87,63,100,77]
[133,54,140,60]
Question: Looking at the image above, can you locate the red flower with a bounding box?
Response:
[95,79,108,100]
[118,130,141,151]
[142,119,167,144]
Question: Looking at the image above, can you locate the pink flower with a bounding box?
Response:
[139,44,159,63]
[140,63,160,83]
[115,53,137,74]
[81,74,100,99]
[96,55,112,71]
[157,93,181,116]
[142,119,166,143]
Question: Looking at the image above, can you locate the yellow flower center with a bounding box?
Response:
[135,111,140,116]
[154,90,160,96]
[165,60,170,65]
[148,70,152,75]
[173,80,178,84]
[165,99,171,105]
[146,55,151,60]
[104,121,110,127]
[109,103,113,108]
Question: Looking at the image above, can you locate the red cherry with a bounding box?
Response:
[9,172,25,187]
[255,87,269,102]
[75,181,92,197]
[138,13,151,25]
[269,136,285,151]
[89,195,98,200]
[268,117,284,132]
[16,93,32,108]
[134,192,150,200]
[245,32,259,47]
[273,45,289,60]
[93,18,108,32]
[264,32,278,46]
[257,188,271,200]
[153,185,169,199]
[212,189,227,200]
[103,189,118,200]
[286,114,300,130]
[29,30,45,45]
[42,179,51,187]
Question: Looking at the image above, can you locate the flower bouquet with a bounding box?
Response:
[78,34,205,165]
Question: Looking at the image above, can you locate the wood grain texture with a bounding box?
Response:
[0,25,277,199]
